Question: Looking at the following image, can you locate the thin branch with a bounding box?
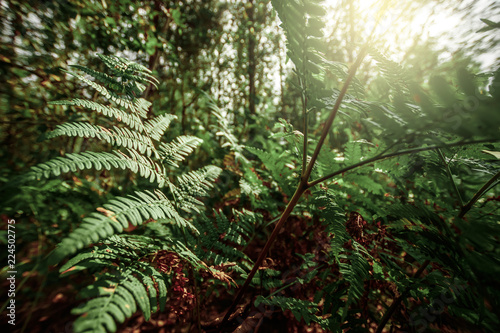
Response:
[459,170,500,219]
[307,139,499,188]
[437,148,464,207]
[302,98,308,177]
[302,47,368,182]
[298,69,308,177]
[218,185,307,330]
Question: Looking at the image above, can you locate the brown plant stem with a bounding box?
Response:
[437,148,464,206]
[217,184,306,330]
[302,47,368,180]
[217,46,369,332]
[459,170,500,219]
[308,139,499,188]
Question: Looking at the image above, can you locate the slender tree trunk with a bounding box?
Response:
[246,0,256,116]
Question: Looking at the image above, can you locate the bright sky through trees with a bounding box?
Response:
[323,0,499,70]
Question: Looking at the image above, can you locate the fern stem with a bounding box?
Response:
[308,139,499,188]
[218,43,371,332]
[182,229,201,332]
[218,184,307,331]
[302,47,368,182]
[302,95,308,178]
[459,169,500,219]
[299,74,308,178]
[437,148,464,207]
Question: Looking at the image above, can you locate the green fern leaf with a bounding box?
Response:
[255,295,320,325]
[246,146,296,197]
[339,242,371,306]
[49,99,146,131]
[47,122,159,158]
[159,135,203,166]
[175,165,222,213]
[28,150,168,187]
[71,269,163,333]
[314,190,348,259]
[97,54,159,88]
[48,190,193,264]
[144,114,177,141]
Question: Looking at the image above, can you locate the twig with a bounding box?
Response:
[437,148,464,207]
[459,170,500,219]
[308,139,499,188]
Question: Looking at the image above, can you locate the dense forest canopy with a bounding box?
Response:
[1,0,499,332]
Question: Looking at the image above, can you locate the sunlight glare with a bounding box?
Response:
[321,0,464,61]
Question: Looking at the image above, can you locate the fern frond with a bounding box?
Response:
[65,70,135,109]
[271,0,342,105]
[28,150,168,187]
[69,65,130,94]
[97,54,159,88]
[368,46,411,94]
[314,190,348,259]
[194,210,253,271]
[159,135,203,166]
[131,98,152,119]
[339,242,371,306]
[46,122,159,158]
[69,64,151,98]
[144,114,177,141]
[175,165,222,213]
[33,54,223,332]
[48,190,194,264]
[246,146,296,197]
[49,99,146,131]
[69,265,166,333]
[256,295,321,325]
[206,96,248,164]
[172,240,240,287]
